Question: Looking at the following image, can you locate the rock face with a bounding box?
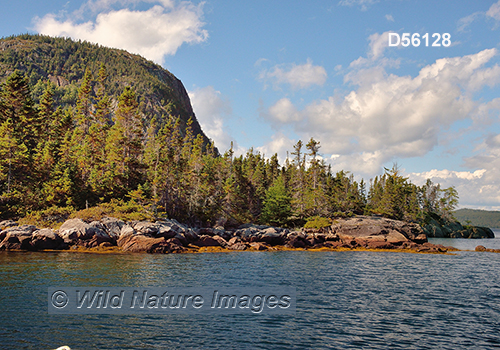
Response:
[31,229,65,250]
[58,218,112,247]
[0,225,38,250]
[423,218,495,239]
[330,215,427,248]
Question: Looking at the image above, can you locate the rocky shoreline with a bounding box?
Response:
[0,215,469,254]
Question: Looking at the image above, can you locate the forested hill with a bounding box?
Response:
[0,34,209,145]
[453,209,500,229]
[0,34,459,229]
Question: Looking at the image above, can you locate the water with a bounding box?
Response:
[429,228,500,250]
[1,249,500,349]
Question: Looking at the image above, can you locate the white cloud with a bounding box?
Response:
[457,12,482,32]
[487,0,500,21]
[33,0,208,64]
[368,31,391,60]
[188,86,242,154]
[349,31,400,69]
[256,132,295,162]
[338,0,378,11]
[266,98,301,124]
[259,59,327,89]
[457,0,500,32]
[407,168,500,209]
[262,48,500,181]
[385,14,394,22]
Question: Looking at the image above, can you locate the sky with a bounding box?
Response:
[1,0,500,210]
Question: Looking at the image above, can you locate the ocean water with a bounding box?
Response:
[1,248,500,349]
[429,228,500,250]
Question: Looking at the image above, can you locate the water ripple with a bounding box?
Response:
[1,251,500,349]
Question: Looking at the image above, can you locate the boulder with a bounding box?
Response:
[331,216,426,245]
[468,226,495,239]
[0,229,34,250]
[249,242,268,251]
[58,218,111,245]
[233,224,286,245]
[228,236,241,245]
[192,235,222,247]
[0,225,39,250]
[153,219,200,243]
[228,242,247,250]
[119,235,184,253]
[132,221,160,236]
[156,221,184,239]
[365,241,397,250]
[0,220,17,229]
[212,235,228,248]
[120,225,135,237]
[285,232,308,248]
[30,228,65,250]
[100,217,126,239]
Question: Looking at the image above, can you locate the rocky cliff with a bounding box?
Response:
[0,34,211,147]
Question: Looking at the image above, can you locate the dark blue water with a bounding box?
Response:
[1,249,500,349]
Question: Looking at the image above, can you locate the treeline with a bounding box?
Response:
[453,209,500,229]
[0,70,458,227]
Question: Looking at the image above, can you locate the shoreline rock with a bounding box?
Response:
[0,215,471,254]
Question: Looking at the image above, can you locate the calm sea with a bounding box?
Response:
[1,234,500,349]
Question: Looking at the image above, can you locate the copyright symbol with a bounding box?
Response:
[51,290,69,308]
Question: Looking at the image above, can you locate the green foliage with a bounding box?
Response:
[0,34,211,148]
[303,216,331,229]
[69,199,154,223]
[19,206,74,229]
[453,208,500,229]
[260,175,292,227]
[0,36,462,228]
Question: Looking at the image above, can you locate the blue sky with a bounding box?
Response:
[1,0,500,209]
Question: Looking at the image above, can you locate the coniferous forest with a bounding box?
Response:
[0,34,459,228]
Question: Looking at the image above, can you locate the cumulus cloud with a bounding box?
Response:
[259,59,327,89]
[33,0,208,64]
[263,48,500,180]
[266,98,301,124]
[256,132,296,162]
[407,168,500,209]
[188,86,242,154]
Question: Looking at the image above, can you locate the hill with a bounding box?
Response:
[453,209,500,229]
[0,34,460,230]
[0,33,210,146]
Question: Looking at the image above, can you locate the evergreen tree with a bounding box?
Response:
[261,175,292,227]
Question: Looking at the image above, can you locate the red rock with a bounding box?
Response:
[228,242,247,250]
[192,235,221,247]
[249,242,268,250]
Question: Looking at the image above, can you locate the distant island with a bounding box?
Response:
[453,209,500,229]
[0,34,494,247]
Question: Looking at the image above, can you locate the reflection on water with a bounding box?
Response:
[1,250,500,349]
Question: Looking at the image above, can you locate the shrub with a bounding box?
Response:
[19,206,75,229]
[304,216,331,229]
